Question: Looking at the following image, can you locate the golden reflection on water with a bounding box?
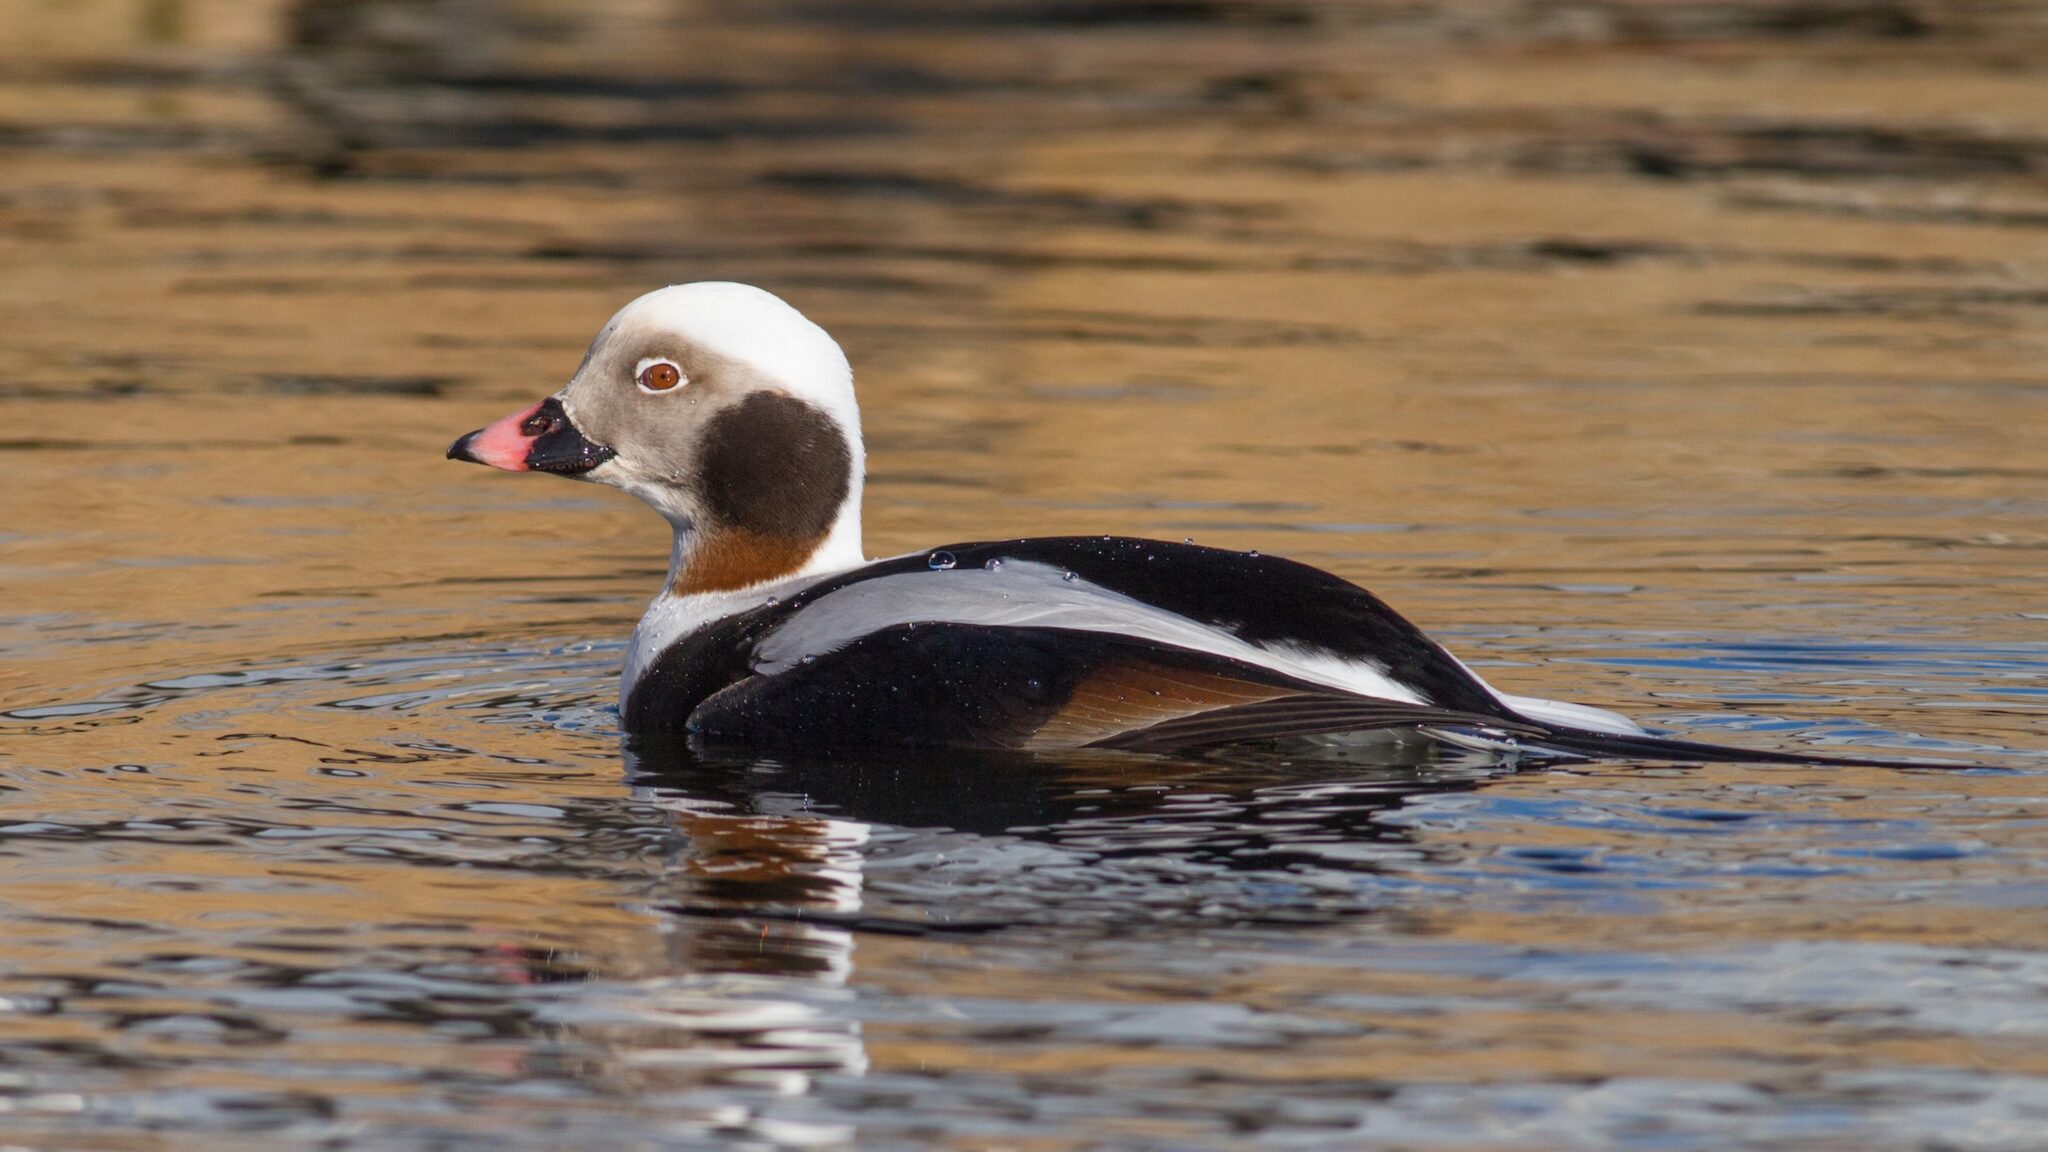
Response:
[5,0,2048,1147]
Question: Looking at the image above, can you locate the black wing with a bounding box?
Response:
[679,623,1536,752]
[914,537,1509,714]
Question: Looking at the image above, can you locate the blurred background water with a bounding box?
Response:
[4,1,2048,1147]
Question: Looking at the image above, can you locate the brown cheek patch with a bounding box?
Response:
[695,392,851,540]
[1025,661,1301,750]
[674,529,827,596]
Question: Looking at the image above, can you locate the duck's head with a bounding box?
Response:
[449,282,864,595]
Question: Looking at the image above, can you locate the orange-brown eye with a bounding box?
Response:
[637,361,682,391]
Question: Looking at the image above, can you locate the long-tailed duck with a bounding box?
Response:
[449,282,1915,765]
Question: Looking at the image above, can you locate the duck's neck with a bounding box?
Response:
[663,503,865,600]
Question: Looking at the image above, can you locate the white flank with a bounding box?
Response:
[1494,693,1647,736]
[1440,650,1647,735]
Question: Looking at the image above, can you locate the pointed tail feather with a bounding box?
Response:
[1520,724,1948,771]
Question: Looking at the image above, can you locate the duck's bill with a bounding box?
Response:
[447,396,615,475]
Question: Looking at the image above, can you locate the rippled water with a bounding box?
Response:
[7,1,2048,1148]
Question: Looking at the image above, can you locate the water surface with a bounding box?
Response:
[5,2,2048,1147]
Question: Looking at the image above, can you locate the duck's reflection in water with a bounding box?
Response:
[565,784,873,1104]
[549,739,1530,1133]
[633,737,1528,889]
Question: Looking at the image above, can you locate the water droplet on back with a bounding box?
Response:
[928,550,957,570]
[983,557,1003,571]
[1062,570,1079,582]
[1248,550,1260,558]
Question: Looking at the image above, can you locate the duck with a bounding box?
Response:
[449,281,1919,766]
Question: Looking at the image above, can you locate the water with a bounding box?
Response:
[6,1,2048,1147]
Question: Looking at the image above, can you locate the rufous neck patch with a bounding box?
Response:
[673,528,825,597]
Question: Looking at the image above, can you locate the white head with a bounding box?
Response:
[449,282,866,594]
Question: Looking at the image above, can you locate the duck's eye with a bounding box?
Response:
[636,359,684,393]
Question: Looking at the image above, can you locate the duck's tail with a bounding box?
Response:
[1518,724,1945,771]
